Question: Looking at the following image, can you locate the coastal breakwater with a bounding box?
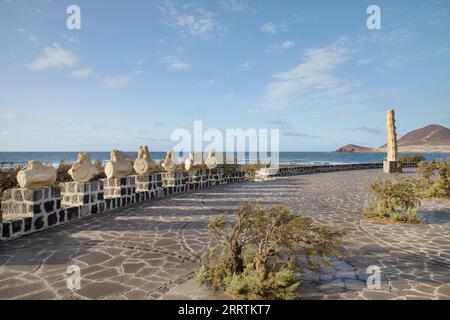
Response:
[0,162,419,242]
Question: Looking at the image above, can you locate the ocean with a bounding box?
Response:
[0,152,448,168]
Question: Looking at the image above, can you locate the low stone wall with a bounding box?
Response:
[0,169,245,242]
[274,162,418,176]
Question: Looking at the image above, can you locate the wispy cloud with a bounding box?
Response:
[102,76,131,88]
[436,47,450,55]
[263,37,356,108]
[162,55,190,71]
[263,119,293,130]
[221,0,251,13]
[27,43,78,70]
[17,28,38,41]
[356,58,373,66]
[159,0,220,40]
[0,112,16,119]
[71,68,92,78]
[358,25,416,45]
[265,40,295,54]
[261,22,277,34]
[343,126,383,135]
[283,131,321,139]
[238,60,254,71]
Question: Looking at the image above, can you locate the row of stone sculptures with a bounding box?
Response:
[15,146,219,190]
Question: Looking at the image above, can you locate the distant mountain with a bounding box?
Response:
[336,144,374,153]
[336,124,450,153]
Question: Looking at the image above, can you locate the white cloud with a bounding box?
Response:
[221,0,250,13]
[0,112,16,119]
[162,56,190,71]
[159,0,219,40]
[238,60,254,71]
[17,28,38,42]
[264,37,356,108]
[102,76,131,88]
[265,40,295,54]
[72,68,92,78]
[436,47,450,55]
[261,22,277,34]
[27,43,78,70]
[358,25,416,45]
[356,58,373,65]
[281,40,295,49]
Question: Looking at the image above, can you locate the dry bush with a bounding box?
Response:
[0,167,21,201]
[398,154,425,163]
[56,161,72,184]
[198,202,342,300]
[416,160,450,198]
[363,176,423,223]
[240,163,266,180]
[91,159,106,180]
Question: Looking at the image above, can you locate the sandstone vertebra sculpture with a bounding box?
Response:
[386,109,398,162]
[68,152,98,183]
[16,160,57,189]
[104,150,133,179]
[204,151,218,170]
[133,145,156,175]
[384,109,402,173]
[184,152,194,171]
[162,150,177,173]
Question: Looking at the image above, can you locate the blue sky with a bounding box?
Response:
[0,0,449,151]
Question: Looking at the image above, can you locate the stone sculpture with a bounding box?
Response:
[16,160,57,189]
[133,145,156,175]
[162,150,177,173]
[383,109,402,173]
[68,152,98,183]
[104,150,133,179]
[204,151,218,170]
[386,109,398,162]
[184,152,194,171]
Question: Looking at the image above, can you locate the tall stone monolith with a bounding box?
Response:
[383,109,403,173]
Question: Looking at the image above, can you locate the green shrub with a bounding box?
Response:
[398,154,425,163]
[56,161,72,184]
[416,160,450,198]
[364,176,423,223]
[198,202,342,300]
[0,167,21,202]
[241,163,266,180]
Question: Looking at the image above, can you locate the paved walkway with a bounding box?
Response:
[0,169,449,300]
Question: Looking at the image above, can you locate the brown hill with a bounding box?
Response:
[336,144,374,153]
[379,124,450,148]
[337,124,450,153]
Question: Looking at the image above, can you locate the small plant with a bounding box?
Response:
[398,154,425,163]
[198,202,342,300]
[363,176,423,223]
[56,161,72,183]
[416,160,450,198]
[241,163,266,181]
[92,159,106,180]
[0,166,21,203]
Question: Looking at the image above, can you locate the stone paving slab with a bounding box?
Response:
[0,170,449,300]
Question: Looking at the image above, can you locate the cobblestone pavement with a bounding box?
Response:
[0,169,449,300]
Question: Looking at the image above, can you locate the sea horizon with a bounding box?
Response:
[1,151,448,168]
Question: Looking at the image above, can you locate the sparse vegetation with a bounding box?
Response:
[198,202,342,300]
[363,176,423,223]
[0,167,21,202]
[398,154,425,163]
[55,161,72,184]
[416,160,450,198]
[240,163,267,180]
